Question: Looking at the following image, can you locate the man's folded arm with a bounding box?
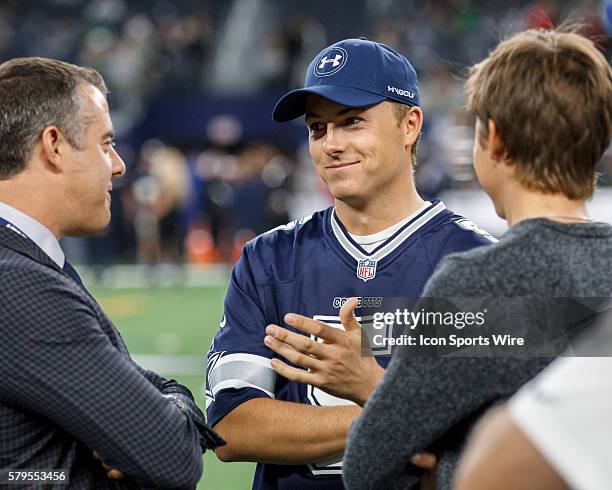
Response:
[0,270,210,488]
[212,396,361,464]
[134,364,225,451]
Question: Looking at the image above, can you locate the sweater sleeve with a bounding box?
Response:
[343,355,517,489]
[343,256,549,490]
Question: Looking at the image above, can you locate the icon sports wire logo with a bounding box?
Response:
[314,47,348,77]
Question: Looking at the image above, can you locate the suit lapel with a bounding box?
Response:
[0,226,63,274]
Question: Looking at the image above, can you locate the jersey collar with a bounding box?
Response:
[330,200,447,263]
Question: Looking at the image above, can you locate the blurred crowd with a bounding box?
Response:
[1,0,611,265]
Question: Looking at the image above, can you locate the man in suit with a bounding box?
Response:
[0,57,222,488]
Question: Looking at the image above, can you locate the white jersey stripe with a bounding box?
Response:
[331,201,447,263]
[208,353,276,399]
[210,379,276,399]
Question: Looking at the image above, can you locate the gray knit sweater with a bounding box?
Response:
[343,218,612,490]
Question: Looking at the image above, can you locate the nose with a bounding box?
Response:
[323,124,346,156]
[111,146,126,179]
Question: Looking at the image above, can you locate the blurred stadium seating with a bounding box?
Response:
[2,0,609,268]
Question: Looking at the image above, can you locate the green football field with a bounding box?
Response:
[90,284,255,490]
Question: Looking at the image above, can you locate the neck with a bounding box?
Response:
[0,177,62,239]
[500,185,590,228]
[334,188,425,235]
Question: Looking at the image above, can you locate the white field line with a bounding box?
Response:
[133,354,205,376]
[75,264,231,289]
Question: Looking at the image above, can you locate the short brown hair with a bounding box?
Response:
[392,102,420,167]
[466,29,612,199]
[0,57,108,179]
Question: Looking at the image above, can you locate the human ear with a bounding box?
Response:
[40,126,69,172]
[403,106,423,149]
[487,119,506,162]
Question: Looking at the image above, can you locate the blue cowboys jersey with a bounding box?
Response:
[205,200,495,490]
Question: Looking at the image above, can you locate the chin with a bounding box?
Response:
[68,216,111,237]
[329,186,352,199]
[328,182,360,200]
[331,193,367,209]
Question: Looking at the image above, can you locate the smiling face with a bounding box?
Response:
[305,95,417,209]
[62,83,126,236]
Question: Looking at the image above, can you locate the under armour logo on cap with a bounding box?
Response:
[319,54,342,69]
[314,47,348,77]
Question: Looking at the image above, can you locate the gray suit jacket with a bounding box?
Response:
[0,226,218,488]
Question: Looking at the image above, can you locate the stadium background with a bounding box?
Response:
[2,0,611,488]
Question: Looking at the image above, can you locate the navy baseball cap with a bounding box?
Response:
[272,37,420,122]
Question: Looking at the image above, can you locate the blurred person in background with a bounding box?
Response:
[230,143,291,240]
[187,139,293,263]
[125,141,191,266]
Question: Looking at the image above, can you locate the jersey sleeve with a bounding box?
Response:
[205,245,277,427]
[440,216,498,259]
[422,217,497,274]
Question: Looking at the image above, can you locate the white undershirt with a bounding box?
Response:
[0,201,65,267]
[348,201,430,253]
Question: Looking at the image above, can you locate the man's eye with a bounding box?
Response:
[345,117,361,126]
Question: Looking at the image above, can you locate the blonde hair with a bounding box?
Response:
[466,29,612,199]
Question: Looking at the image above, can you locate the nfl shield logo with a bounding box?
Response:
[356,258,377,282]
